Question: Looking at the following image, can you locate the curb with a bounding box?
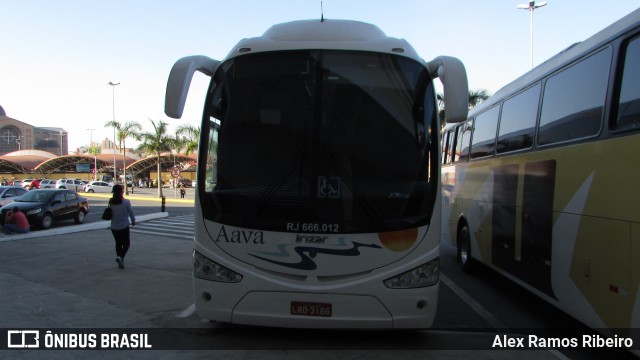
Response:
[0,212,169,243]
[83,192,194,204]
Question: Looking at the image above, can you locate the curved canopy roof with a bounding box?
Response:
[35,155,112,174]
[0,150,197,175]
[127,153,197,175]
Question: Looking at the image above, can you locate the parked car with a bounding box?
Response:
[177,178,192,188]
[20,178,46,190]
[56,178,85,192]
[39,179,57,189]
[84,181,113,193]
[0,189,89,229]
[20,179,35,188]
[0,186,28,207]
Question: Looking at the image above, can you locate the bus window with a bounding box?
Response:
[497,84,540,153]
[616,36,640,130]
[448,127,458,163]
[442,130,451,164]
[538,47,611,145]
[454,121,471,162]
[470,105,500,159]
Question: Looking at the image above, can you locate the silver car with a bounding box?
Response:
[83,181,113,193]
[56,178,85,192]
[0,186,28,207]
[39,179,57,189]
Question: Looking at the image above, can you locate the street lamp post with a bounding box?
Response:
[59,130,66,156]
[87,128,96,181]
[517,1,548,69]
[108,81,120,183]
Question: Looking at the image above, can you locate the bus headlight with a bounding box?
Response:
[193,250,243,283]
[383,258,439,288]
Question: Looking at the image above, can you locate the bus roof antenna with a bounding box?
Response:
[320,1,324,22]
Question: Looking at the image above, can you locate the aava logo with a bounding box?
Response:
[215,225,265,244]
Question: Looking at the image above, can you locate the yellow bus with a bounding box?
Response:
[442,8,640,333]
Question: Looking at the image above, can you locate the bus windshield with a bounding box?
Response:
[200,50,437,233]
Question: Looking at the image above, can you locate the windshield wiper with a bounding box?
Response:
[324,149,384,226]
[241,146,307,227]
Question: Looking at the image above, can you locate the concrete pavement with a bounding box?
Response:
[0,227,566,358]
[0,227,197,328]
[0,187,569,358]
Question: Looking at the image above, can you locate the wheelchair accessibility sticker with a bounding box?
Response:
[318,176,341,198]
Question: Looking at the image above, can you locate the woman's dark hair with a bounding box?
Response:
[111,184,124,205]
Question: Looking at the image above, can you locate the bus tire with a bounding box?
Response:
[457,224,474,273]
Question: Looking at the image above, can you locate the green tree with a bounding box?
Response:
[136,119,175,198]
[175,124,200,155]
[105,120,142,195]
[468,89,491,109]
[437,89,491,127]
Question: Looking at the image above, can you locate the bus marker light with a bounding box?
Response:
[416,299,427,310]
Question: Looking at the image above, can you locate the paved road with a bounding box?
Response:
[0,193,620,359]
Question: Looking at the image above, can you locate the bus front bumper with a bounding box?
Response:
[193,281,438,329]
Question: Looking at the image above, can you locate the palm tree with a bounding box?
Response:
[175,124,200,155]
[136,119,175,198]
[468,89,491,109]
[437,89,491,127]
[105,120,142,195]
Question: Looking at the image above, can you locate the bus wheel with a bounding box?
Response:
[457,224,474,273]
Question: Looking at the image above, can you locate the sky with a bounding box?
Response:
[1,0,639,151]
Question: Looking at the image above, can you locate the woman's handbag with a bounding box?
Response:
[102,203,112,220]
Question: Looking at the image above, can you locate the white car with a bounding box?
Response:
[20,179,35,188]
[84,181,113,193]
[56,178,85,192]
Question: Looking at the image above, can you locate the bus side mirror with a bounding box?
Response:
[427,56,469,123]
[165,55,220,119]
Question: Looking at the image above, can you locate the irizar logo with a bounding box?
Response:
[296,234,327,244]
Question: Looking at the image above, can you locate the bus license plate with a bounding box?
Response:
[290,301,332,317]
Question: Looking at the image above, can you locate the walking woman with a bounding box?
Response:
[109,184,136,269]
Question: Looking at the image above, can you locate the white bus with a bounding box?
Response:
[442,8,640,334]
[165,19,468,328]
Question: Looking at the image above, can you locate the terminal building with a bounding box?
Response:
[0,109,68,156]
[0,104,196,185]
